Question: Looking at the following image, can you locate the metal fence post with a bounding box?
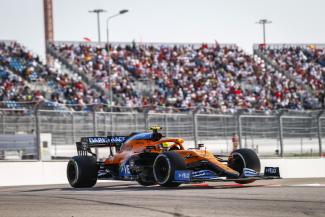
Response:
[110,110,114,136]
[93,111,98,136]
[35,108,41,161]
[1,113,4,134]
[134,113,138,132]
[164,114,168,138]
[104,113,108,135]
[144,108,149,130]
[237,112,242,148]
[71,112,75,145]
[93,110,98,157]
[192,110,198,148]
[278,112,284,157]
[317,111,324,157]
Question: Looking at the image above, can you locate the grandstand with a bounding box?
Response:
[255,44,325,109]
[0,41,106,111]
[2,4,325,217]
[0,39,324,159]
[1,40,324,112]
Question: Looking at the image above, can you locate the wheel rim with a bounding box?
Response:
[228,153,245,176]
[67,160,78,184]
[154,156,170,184]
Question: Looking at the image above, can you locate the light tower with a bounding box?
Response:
[256,19,272,44]
[89,9,107,43]
[106,9,129,109]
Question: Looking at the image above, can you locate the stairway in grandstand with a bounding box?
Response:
[0,41,78,110]
[46,42,156,106]
[254,45,311,92]
[0,41,51,95]
[46,43,106,96]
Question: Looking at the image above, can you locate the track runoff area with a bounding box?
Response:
[1,178,325,217]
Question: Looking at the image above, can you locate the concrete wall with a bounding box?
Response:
[0,158,325,186]
[261,158,325,178]
[0,161,67,186]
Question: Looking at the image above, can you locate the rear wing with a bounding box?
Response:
[76,136,127,156]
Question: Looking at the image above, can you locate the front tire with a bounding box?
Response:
[67,156,98,188]
[227,148,260,184]
[153,152,186,187]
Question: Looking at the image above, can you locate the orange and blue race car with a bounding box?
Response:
[67,126,280,188]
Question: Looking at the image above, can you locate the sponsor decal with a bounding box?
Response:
[184,154,198,160]
[174,170,191,182]
[191,170,218,179]
[87,136,126,144]
[108,136,126,143]
[264,167,280,177]
[243,168,258,177]
[88,137,107,144]
[120,160,131,178]
[265,167,277,174]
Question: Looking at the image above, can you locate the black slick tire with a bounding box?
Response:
[137,177,156,186]
[153,152,186,187]
[227,148,261,184]
[67,156,98,188]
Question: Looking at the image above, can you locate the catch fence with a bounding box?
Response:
[0,108,324,160]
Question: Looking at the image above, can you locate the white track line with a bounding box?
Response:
[289,183,325,187]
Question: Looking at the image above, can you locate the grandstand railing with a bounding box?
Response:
[0,106,324,160]
[253,43,325,50]
[52,41,238,49]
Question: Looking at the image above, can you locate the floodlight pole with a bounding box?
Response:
[256,19,272,44]
[106,9,129,111]
[89,9,107,43]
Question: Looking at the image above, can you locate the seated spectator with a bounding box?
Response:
[0,41,106,111]
[51,41,322,111]
[259,45,324,108]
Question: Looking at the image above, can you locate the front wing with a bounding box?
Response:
[174,167,281,183]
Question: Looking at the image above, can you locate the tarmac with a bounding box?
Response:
[0,178,325,217]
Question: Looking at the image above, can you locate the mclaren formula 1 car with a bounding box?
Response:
[67,126,280,188]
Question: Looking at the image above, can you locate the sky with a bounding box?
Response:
[0,0,324,60]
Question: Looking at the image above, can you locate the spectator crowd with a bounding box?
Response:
[260,45,325,108]
[51,42,323,111]
[0,41,107,110]
[1,40,323,111]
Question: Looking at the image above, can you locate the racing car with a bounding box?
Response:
[67,126,280,188]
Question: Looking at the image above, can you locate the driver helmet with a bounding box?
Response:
[162,142,169,148]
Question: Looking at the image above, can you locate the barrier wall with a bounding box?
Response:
[0,161,67,186]
[0,158,325,186]
[261,158,325,178]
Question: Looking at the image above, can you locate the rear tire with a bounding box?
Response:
[153,152,186,187]
[137,177,156,186]
[227,148,260,184]
[67,156,98,188]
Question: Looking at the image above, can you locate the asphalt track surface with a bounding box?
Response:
[1,179,325,217]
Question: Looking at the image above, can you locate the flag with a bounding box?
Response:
[83,37,92,42]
